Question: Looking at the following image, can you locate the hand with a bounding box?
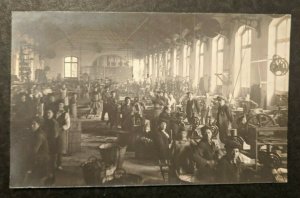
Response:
[27,170,32,174]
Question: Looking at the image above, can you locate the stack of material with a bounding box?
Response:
[68,118,82,153]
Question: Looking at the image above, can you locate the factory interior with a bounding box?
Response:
[10,12,289,187]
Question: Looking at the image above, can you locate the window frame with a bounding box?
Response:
[64,56,78,78]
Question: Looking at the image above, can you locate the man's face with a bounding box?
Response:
[112,93,116,98]
[187,93,192,100]
[230,148,240,161]
[125,98,130,105]
[46,110,54,119]
[203,129,212,141]
[31,121,40,131]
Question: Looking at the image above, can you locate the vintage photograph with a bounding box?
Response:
[10,12,289,188]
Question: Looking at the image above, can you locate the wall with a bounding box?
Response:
[147,15,289,107]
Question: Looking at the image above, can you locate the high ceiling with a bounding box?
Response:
[12,12,269,56]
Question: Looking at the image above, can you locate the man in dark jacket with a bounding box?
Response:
[216,96,233,143]
[26,117,49,186]
[101,86,110,121]
[43,109,60,180]
[185,92,201,124]
[108,91,119,129]
[153,122,171,161]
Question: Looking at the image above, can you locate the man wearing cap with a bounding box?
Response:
[191,125,222,183]
[216,140,243,183]
[185,92,201,124]
[216,96,233,143]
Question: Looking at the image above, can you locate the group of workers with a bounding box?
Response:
[11,78,261,185]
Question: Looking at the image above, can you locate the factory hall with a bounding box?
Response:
[10,12,289,187]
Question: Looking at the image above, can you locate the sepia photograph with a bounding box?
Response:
[10,12,289,188]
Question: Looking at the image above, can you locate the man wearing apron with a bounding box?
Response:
[56,101,71,170]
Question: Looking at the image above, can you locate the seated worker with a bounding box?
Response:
[170,130,195,175]
[216,140,243,183]
[153,122,171,162]
[191,125,222,183]
[26,117,50,186]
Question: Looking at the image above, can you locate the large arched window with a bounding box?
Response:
[148,54,153,76]
[216,37,224,86]
[240,27,252,88]
[175,46,180,76]
[166,49,171,76]
[64,56,78,78]
[267,16,291,104]
[274,17,290,92]
[211,35,225,92]
[233,25,252,97]
[185,45,191,77]
[194,40,205,87]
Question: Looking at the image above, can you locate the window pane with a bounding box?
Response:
[277,19,289,39]
[71,63,78,77]
[241,48,251,88]
[217,37,224,50]
[65,63,71,77]
[275,74,289,92]
[72,57,78,62]
[199,55,204,78]
[200,43,205,53]
[217,52,223,85]
[65,57,71,62]
[242,29,251,46]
